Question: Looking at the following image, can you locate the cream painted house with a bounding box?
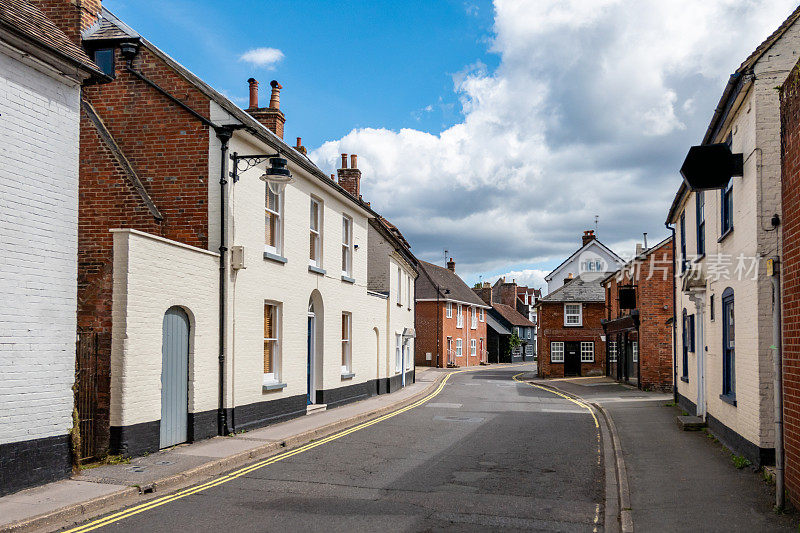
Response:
[666,9,800,467]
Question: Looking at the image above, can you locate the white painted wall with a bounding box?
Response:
[0,47,81,444]
[546,241,622,293]
[110,229,219,427]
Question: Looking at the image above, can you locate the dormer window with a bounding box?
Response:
[94,48,115,77]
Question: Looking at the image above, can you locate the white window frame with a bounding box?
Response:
[457,304,463,328]
[341,215,353,277]
[446,302,453,318]
[471,307,477,329]
[632,341,638,363]
[395,333,402,373]
[309,198,322,267]
[580,341,594,363]
[265,187,283,256]
[407,273,412,309]
[405,339,413,370]
[470,338,476,357]
[609,341,618,362]
[396,266,402,305]
[525,344,534,355]
[564,303,582,326]
[480,308,484,322]
[263,302,281,385]
[341,312,352,374]
[456,338,463,357]
[551,342,564,363]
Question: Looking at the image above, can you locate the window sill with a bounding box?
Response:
[563,324,583,328]
[308,265,326,275]
[719,393,737,407]
[341,275,355,284]
[263,251,287,264]
[680,376,689,383]
[341,372,356,380]
[717,227,734,244]
[262,382,287,392]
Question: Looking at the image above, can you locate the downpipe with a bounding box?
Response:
[772,258,784,510]
[216,128,233,437]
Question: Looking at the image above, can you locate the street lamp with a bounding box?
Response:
[230,152,295,193]
[259,157,294,195]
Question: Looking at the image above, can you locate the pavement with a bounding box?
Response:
[544,376,799,532]
[0,366,452,532]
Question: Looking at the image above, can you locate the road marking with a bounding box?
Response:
[66,364,528,532]
[512,373,602,531]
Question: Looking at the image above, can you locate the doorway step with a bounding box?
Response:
[307,404,327,415]
[677,415,706,431]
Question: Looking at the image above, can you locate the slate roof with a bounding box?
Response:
[492,303,536,328]
[536,274,608,304]
[416,260,488,308]
[485,312,511,335]
[83,7,138,41]
[0,0,103,76]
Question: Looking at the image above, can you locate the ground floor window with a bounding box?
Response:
[632,341,638,363]
[551,342,564,362]
[470,338,476,357]
[609,341,618,362]
[395,333,402,373]
[264,302,281,384]
[722,288,735,399]
[580,341,594,363]
[456,338,463,357]
[341,313,352,374]
[405,339,413,370]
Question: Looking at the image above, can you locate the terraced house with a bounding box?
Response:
[33,0,418,462]
[666,7,800,467]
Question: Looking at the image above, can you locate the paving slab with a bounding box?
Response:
[0,480,125,527]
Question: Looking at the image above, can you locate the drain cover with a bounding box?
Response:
[433,415,484,423]
[126,465,147,473]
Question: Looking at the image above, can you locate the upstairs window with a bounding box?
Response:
[341,216,352,277]
[407,273,412,308]
[396,267,402,305]
[480,309,485,322]
[680,212,687,273]
[564,303,582,326]
[446,301,452,318]
[721,183,733,236]
[265,187,282,255]
[457,304,463,328]
[309,198,322,267]
[696,192,705,256]
[471,307,477,329]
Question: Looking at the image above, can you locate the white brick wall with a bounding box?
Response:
[673,20,800,449]
[110,230,219,426]
[0,48,81,444]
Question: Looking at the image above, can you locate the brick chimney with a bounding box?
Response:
[31,0,102,46]
[337,153,361,197]
[582,230,596,246]
[295,137,307,155]
[246,78,286,139]
[474,281,492,305]
[446,257,456,272]
[499,281,518,307]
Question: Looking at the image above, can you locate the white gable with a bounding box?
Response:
[545,240,623,293]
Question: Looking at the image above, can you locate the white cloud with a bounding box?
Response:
[486,269,550,293]
[239,47,285,69]
[310,0,798,283]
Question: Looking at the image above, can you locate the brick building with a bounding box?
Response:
[780,49,800,510]
[536,275,607,378]
[666,7,800,469]
[415,259,489,367]
[475,281,536,363]
[601,236,674,392]
[0,0,108,496]
[36,0,417,462]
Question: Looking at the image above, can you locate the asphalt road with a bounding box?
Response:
[72,365,604,532]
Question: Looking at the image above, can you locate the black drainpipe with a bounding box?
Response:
[216,128,232,436]
[665,221,678,403]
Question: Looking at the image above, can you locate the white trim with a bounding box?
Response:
[110,228,219,257]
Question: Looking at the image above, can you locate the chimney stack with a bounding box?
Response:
[295,137,307,155]
[564,272,574,285]
[337,153,361,197]
[244,78,286,139]
[474,282,492,305]
[446,257,456,272]
[582,229,596,246]
[499,280,518,307]
[32,0,101,46]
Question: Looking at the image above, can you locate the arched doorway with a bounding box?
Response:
[161,306,189,448]
[307,291,324,404]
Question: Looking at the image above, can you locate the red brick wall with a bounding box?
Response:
[601,241,674,391]
[31,0,100,45]
[780,61,800,508]
[537,301,606,378]
[78,44,213,454]
[415,301,486,368]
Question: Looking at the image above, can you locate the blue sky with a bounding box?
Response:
[105,0,498,146]
[106,0,798,291]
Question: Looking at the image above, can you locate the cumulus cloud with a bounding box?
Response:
[310,0,797,284]
[239,47,284,69]
[486,269,549,292]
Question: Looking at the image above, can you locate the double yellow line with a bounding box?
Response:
[67,365,499,532]
[512,373,599,429]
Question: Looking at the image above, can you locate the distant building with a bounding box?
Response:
[601,237,674,391]
[536,275,607,378]
[544,230,624,293]
[474,283,536,363]
[415,258,489,368]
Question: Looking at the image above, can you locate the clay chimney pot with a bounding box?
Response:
[351,154,357,169]
[341,153,348,169]
[247,78,258,109]
[268,80,282,110]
